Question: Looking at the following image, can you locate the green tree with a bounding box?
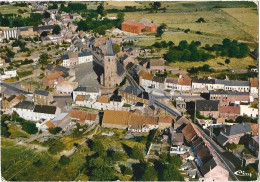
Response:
[151,2,161,13]
[77,20,88,31]
[59,155,70,165]
[162,163,183,181]
[48,127,62,135]
[96,25,106,35]
[39,53,49,68]
[156,23,167,38]
[141,166,158,181]
[89,166,116,181]
[225,59,230,64]
[11,111,19,121]
[112,43,120,53]
[21,121,38,134]
[178,40,189,51]
[52,25,61,35]
[131,145,144,160]
[40,31,48,37]
[43,11,50,18]
[117,12,125,26]
[97,2,107,17]
[92,141,105,154]
[196,17,205,23]
[48,140,66,154]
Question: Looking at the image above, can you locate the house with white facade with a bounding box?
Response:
[239,103,258,118]
[56,81,78,95]
[215,80,250,92]
[250,77,258,94]
[192,77,215,90]
[12,101,60,122]
[1,69,17,80]
[61,51,93,67]
[78,51,93,64]
[72,86,100,101]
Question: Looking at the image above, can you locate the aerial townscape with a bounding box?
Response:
[0,1,259,181]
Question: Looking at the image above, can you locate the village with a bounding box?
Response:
[0,1,259,181]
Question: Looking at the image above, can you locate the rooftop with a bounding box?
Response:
[34,90,49,96]
[196,100,219,111]
[222,123,252,136]
[105,38,116,56]
[33,105,57,114]
[13,101,35,110]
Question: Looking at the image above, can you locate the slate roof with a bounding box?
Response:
[34,90,49,96]
[13,101,35,110]
[74,86,99,93]
[33,105,57,114]
[37,25,55,31]
[196,100,219,111]
[61,72,69,78]
[192,78,215,84]
[200,158,217,176]
[116,61,125,76]
[215,80,250,86]
[152,76,165,83]
[135,102,144,107]
[62,54,69,60]
[222,123,252,136]
[110,95,122,102]
[6,95,16,102]
[217,134,228,146]
[78,51,92,57]
[54,65,70,72]
[105,38,116,56]
[124,86,142,96]
[46,64,54,71]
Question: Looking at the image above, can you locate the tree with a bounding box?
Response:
[52,25,61,35]
[48,127,62,135]
[39,53,49,68]
[33,159,43,167]
[117,12,125,27]
[43,11,50,18]
[59,155,70,165]
[131,145,144,160]
[77,20,88,31]
[40,31,48,37]
[113,43,120,53]
[156,23,167,38]
[225,59,230,64]
[92,141,105,154]
[196,17,205,23]
[151,2,161,13]
[178,40,189,51]
[168,41,174,47]
[97,2,107,17]
[121,166,133,175]
[48,140,66,154]
[89,166,116,181]
[12,111,19,121]
[96,25,106,35]
[141,166,158,181]
[162,163,183,181]
[21,121,38,134]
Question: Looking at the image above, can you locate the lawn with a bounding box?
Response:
[17,71,33,78]
[8,125,30,139]
[4,77,19,83]
[0,4,31,17]
[1,138,88,181]
[168,56,257,70]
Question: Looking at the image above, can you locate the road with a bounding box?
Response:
[153,99,182,117]
[195,124,239,181]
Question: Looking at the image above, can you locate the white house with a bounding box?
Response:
[215,80,250,92]
[250,77,258,94]
[165,77,178,90]
[1,69,17,80]
[56,81,78,95]
[192,78,215,90]
[12,100,60,122]
[240,104,258,118]
[78,51,93,64]
[61,54,70,67]
[73,86,100,101]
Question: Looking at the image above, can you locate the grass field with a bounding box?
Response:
[0,4,31,17]
[169,56,257,70]
[17,71,33,78]
[8,125,30,139]
[1,138,88,181]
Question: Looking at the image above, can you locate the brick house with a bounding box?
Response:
[217,123,252,147]
[33,90,53,105]
[219,105,240,120]
[196,100,220,119]
[42,71,69,88]
[209,91,249,106]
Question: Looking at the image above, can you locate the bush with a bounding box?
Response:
[196,17,205,23]
[225,59,230,64]
[184,28,190,33]
[21,121,38,134]
[48,140,66,154]
[59,155,70,165]
[131,145,144,160]
[33,160,43,167]
[48,127,62,135]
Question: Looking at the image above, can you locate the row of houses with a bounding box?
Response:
[61,51,93,67]
[12,100,60,122]
[181,122,229,181]
[102,110,175,132]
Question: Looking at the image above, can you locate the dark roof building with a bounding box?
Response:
[105,38,116,56]
[192,78,215,84]
[196,100,219,111]
[221,123,252,136]
[33,105,57,114]
[215,80,250,86]
[34,90,49,96]
[13,101,35,110]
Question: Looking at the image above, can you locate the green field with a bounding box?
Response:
[0,4,31,17]
[1,138,88,181]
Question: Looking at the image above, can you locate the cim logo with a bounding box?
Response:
[234,170,252,177]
